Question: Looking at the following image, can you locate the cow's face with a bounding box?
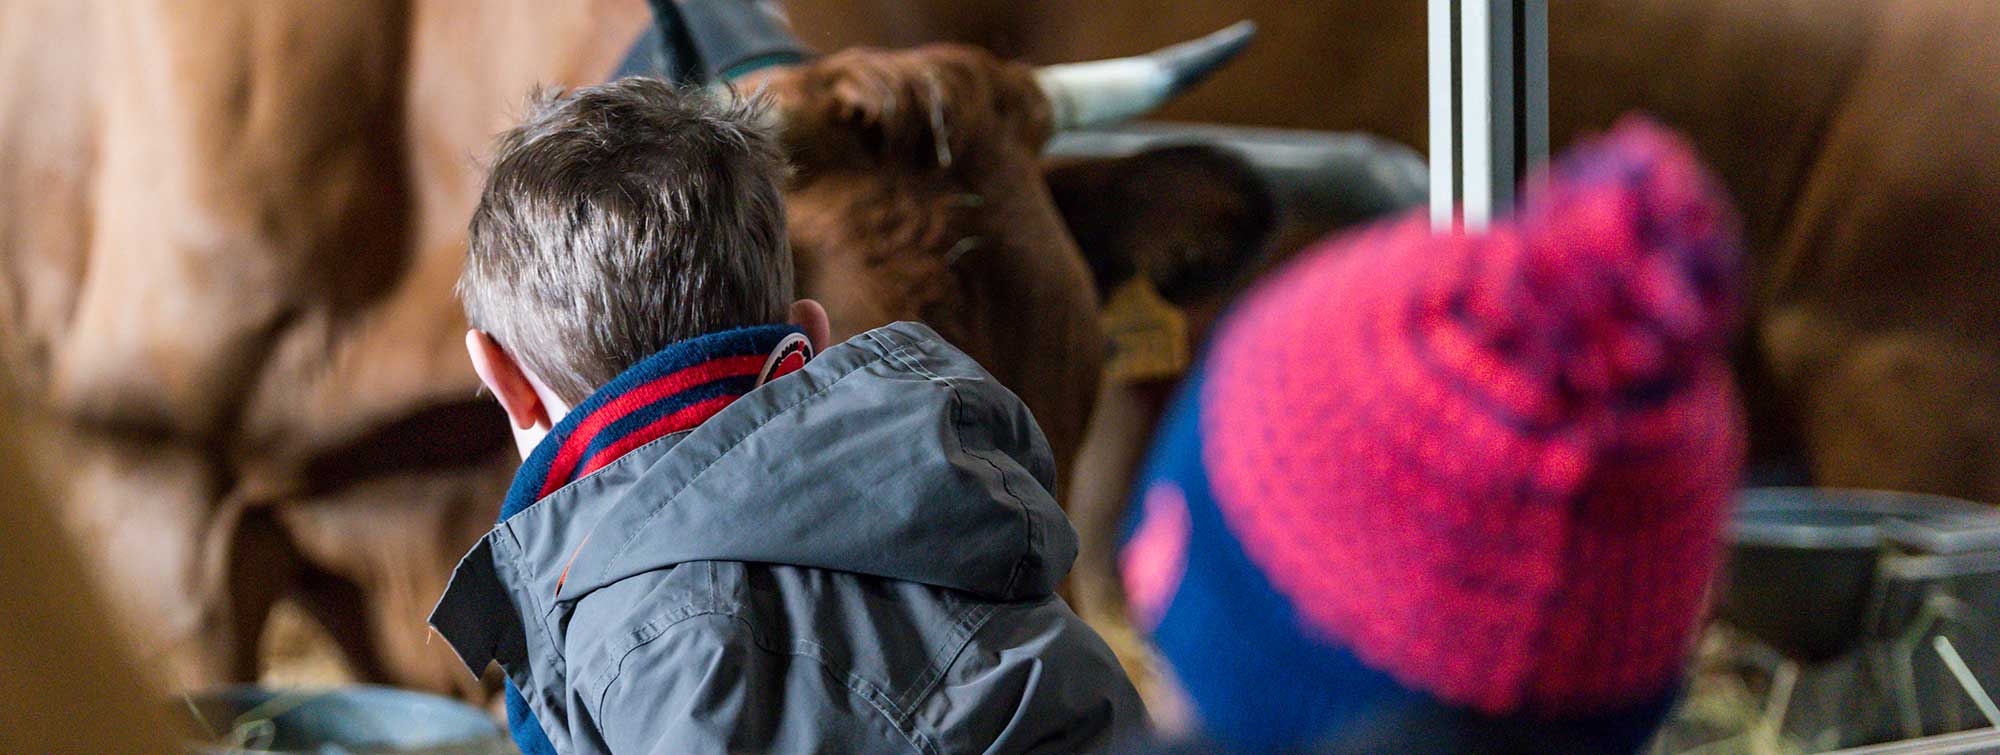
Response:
[728,24,1254,475]
[744,45,1063,341]
[741,45,1098,467]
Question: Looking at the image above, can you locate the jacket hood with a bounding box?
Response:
[430,322,1079,678]
[554,321,1076,601]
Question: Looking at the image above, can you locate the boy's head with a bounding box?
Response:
[460,78,827,454]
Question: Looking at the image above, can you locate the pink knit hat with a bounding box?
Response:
[1124,117,1746,746]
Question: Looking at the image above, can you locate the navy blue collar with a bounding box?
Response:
[498,324,806,524]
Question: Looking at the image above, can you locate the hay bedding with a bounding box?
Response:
[260,599,358,688]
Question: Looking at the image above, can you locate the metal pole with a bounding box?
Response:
[1430,0,1548,231]
[1523,0,1549,188]
[1460,0,1502,227]
[1428,0,1459,230]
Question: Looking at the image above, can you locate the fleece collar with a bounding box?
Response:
[499,324,810,525]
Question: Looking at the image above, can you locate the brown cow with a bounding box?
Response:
[788,1,2000,648]
[787,0,2000,502]
[0,0,1254,697]
[0,0,656,696]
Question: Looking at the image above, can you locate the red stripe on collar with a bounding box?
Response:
[537,354,766,500]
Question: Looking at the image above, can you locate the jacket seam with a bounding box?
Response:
[882,346,1036,599]
[895,601,1001,716]
[596,610,940,755]
[586,592,738,706]
[585,334,938,588]
[590,602,707,708]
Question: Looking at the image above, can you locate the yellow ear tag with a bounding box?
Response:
[1101,278,1191,383]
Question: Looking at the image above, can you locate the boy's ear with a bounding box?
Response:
[465,330,551,431]
[789,299,833,352]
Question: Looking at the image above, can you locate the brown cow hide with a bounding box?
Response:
[2,0,1266,698]
[783,0,2000,506]
[0,0,652,692]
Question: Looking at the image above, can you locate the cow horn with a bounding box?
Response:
[1035,20,1257,130]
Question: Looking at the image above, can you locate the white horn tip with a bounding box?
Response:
[1038,19,1259,130]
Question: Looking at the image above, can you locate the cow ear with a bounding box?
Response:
[1042,144,1277,306]
[827,71,891,131]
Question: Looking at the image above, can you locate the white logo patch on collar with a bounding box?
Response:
[757,332,814,387]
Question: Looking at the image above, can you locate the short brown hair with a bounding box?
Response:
[460,77,792,404]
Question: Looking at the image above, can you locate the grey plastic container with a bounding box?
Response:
[183,685,511,755]
[1720,488,2000,663]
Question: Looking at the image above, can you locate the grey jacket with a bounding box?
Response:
[431,322,1145,755]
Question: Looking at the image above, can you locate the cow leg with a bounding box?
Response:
[1065,377,1177,703]
[1782,322,2000,503]
[285,563,389,684]
[48,431,281,688]
[276,464,511,700]
[227,505,304,681]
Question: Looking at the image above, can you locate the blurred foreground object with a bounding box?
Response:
[0,401,182,752]
[1045,124,1428,704]
[1120,118,1745,753]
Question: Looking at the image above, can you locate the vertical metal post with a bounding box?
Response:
[1522,0,1549,188]
[1430,0,1548,231]
[1460,0,1504,227]
[1428,0,1459,231]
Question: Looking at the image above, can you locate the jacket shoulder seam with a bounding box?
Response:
[587,589,737,709]
[895,600,1001,715]
[597,609,941,755]
[881,345,1036,599]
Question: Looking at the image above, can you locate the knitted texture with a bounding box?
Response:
[1129,378,1420,751]
[1151,117,1745,721]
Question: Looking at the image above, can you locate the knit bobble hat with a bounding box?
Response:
[1120,117,1745,753]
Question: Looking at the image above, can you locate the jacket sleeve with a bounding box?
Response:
[916,597,1150,755]
[592,613,916,755]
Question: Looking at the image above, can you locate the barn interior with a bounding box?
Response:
[2,1,1999,754]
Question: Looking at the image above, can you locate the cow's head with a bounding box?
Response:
[725,24,1257,473]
